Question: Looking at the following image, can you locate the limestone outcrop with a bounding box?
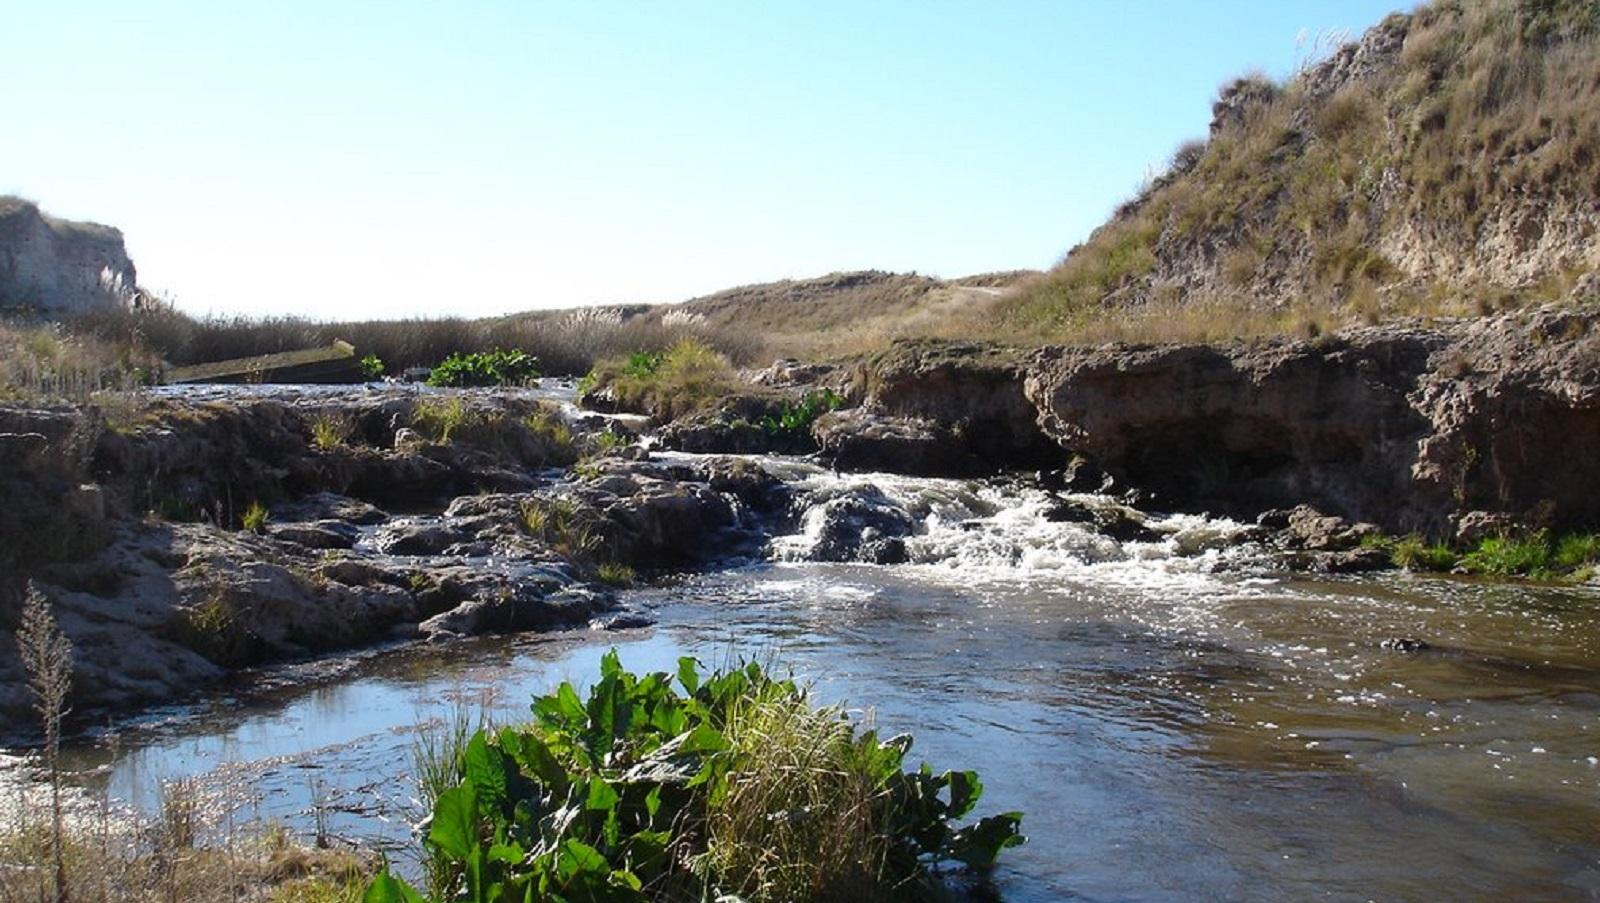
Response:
[1025,305,1600,532]
[0,197,138,315]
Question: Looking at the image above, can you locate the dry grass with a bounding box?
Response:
[698,691,897,902]
[992,0,1600,346]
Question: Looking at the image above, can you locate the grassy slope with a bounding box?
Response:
[988,0,1600,345]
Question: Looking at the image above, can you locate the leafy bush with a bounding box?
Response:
[427,349,542,388]
[366,653,1023,903]
[760,389,845,438]
[360,354,386,380]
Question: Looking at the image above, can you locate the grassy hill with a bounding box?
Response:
[985,0,1600,344]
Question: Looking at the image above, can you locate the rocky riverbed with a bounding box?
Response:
[4,304,1598,734]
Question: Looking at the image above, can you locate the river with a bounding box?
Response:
[23,438,1600,901]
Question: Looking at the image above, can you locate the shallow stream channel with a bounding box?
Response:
[18,389,1600,901]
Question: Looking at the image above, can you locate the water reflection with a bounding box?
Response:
[26,558,1600,901]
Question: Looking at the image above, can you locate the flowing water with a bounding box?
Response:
[21,448,1600,901]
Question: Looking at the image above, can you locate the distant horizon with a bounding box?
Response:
[4,1,1400,320]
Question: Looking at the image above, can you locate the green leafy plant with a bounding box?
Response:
[759,389,845,438]
[427,350,541,388]
[360,354,386,380]
[365,653,1023,903]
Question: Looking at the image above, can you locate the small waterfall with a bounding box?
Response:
[760,461,1260,578]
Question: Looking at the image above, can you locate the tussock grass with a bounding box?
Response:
[992,0,1600,347]
[582,338,739,420]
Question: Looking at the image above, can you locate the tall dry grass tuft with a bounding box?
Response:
[16,582,73,903]
[699,689,895,903]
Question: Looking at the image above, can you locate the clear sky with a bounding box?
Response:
[3,1,1402,319]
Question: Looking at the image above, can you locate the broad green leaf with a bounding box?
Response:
[557,838,610,879]
[946,769,984,820]
[947,812,1026,869]
[428,783,480,861]
[363,871,426,903]
[465,732,509,811]
[675,657,701,694]
[600,648,622,679]
[677,722,727,755]
[586,777,620,812]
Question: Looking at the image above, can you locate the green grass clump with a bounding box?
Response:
[411,396,475,443]
[365,652,1023,903]
[581,338,738,421]
[520,496,603,560]
[1390,534,1459,571]
[241,500,269,534]
[1390,529,1600,582]
[595,561,636,587]
[308,411,354,450]
[523,402,576,458]
[426,349,541,387]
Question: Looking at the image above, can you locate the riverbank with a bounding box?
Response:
[5,304,1600,732]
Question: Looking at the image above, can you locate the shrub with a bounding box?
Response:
[359,354,386,380]
[426,349,541,387]
[365,653,1023,902]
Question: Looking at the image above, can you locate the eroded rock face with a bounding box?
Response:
[0,197,138,315]
[1026,306,1600,532]
[852,340,1060,471]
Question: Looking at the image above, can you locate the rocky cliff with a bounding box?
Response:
[0,196,138,315]
[1025,304,1600,534]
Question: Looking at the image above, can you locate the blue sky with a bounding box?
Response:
[3,1,1402,319]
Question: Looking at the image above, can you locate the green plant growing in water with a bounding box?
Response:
[242,500,269,534]
[427,349,541,388]
[365,652,1023,903]
[360,353,386,380]
[759,388,845,438]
